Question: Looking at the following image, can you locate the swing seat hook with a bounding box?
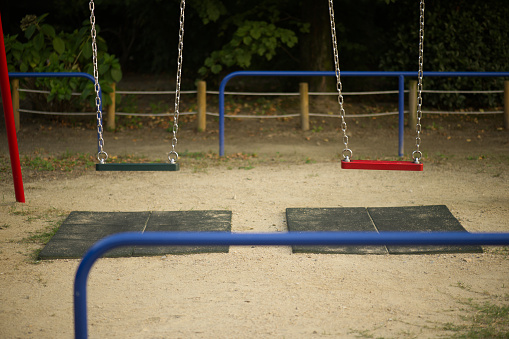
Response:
[168,151,179,164]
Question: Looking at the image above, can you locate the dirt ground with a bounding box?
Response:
[0,102,508,338]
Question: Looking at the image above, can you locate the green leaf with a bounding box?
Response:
[12,51,21,61]
[243,36,252,45]
[48,52,59,66]
[110,68,122,83]
[53,37,65,55]
[33,33,44,51]
[101,83,113,93]
[211,64,222,74]
[25,26,36,40]
[41,24,55,38]
[99,64,110,75]
[82,42,92,59]
[250,28,262,40]
[80,86,92,100]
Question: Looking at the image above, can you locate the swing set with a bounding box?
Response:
[90,0,184,172]
[0,0,428,203]
[89,0,425,172]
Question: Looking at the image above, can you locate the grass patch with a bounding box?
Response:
[20,149,95,172]
[444,299,509,338]
[23,224,60,245]
[22,221,62,263]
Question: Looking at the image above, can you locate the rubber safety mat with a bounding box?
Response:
[286,205,483,254]
[38,210,232,259]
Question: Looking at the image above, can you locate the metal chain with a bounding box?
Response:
[328,0,352,161]
[168,0,186,164]
[89,0,107,163]
[412,0,425,163]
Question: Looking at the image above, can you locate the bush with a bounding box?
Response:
[380,1,509,109]
[5,14,122,111]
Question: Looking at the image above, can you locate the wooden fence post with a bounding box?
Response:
[11,79,20,131]
[300,82,309,131]
[408,80,417,128]
[504,80,509,130]
[197,80,206,132]
[107,82,116,130]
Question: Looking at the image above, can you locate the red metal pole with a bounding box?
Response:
[0,12,25,203]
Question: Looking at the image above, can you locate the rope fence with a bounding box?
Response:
[9,75,509,133]
[15,88,504,119]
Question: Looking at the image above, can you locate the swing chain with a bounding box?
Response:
[413,0,425,164]
[169,0,186,164]
[89,0,108,164]
[328,0,352,162]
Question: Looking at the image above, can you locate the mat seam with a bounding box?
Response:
[141,211,152,234]
[365,207,389,254]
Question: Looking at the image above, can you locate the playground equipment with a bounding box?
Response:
[0,13,24,202]
[329,0,424,171]
[217,71,509,157]
[89,0,184,171]
[74,231,509,339]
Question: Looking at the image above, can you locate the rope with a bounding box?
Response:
[114,111,196,117]
[17,108,503,117]
[423,110,503,115]
[422,90,503,94]
[18,109,97,116]
[310,90,401,96]
[18,88,83,96]
[209,112,300,119]
[115,90,196,95]
[18,88,504,96]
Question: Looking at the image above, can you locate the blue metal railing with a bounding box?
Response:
[8,72,103,152]
[218,71,509,157]
[74,230,509,339]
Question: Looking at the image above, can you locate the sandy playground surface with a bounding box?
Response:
[0,110,508,338]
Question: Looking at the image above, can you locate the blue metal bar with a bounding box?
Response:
[218,71,509,157]
[75,230,509,339]
[8,72,103,152]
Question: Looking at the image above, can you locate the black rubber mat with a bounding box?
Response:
[39,211,231,259]
[286,205,482,254]
[286,208,387,254]
[368,205,483,254]
[133,211,232,256]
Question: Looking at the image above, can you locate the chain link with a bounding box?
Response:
[328,0,352,161]
[169,0,186,164]
[412,0,425,164]
[89,0,108,163]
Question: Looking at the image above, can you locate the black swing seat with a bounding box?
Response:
[96,163,180,171]
[341,159,423,171]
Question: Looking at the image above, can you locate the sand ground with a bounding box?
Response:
[0,110,508,338]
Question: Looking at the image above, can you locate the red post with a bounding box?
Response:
[0,12,25,203]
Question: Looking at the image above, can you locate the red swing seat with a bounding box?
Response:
[341,159,423,171]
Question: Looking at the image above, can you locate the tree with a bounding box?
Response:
[5,13,122,110]
[380,0,509,108]
[300,0,333,91]
[193,0,306,79]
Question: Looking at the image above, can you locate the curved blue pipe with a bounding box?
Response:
[218,71,509,157]
[75,230,509,338]
[8,72,103,152]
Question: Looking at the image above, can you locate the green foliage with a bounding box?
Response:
[193,0,227,24]
[380,1,509,109]
[199,20,298,76]
[5,14,122,108]
[196,1,305,77]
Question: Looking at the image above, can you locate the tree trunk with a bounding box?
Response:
[300,0,334,92]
